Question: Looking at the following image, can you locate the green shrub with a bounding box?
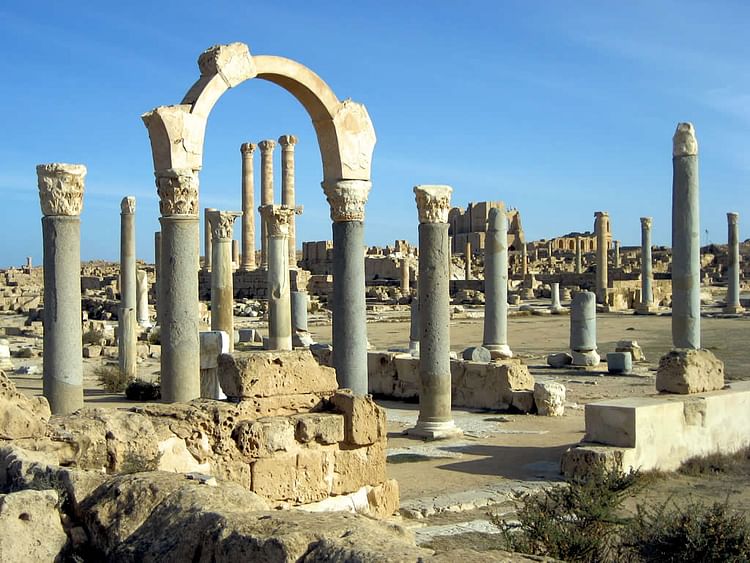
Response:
[679,448,750,476]
[94,364,130,393]
[620,499,750,562]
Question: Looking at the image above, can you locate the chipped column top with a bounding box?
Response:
[673,122,698,156]
[727,212,739,224]
[414,185,452,224]
[36,163,87,217]
[121,196,136,214]
[640,217,653,228]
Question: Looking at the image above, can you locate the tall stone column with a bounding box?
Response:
[136,269,151,328]
[154,231,161,324]
[671,123,701,349]
[208,210,241,352]
[157,168,201,402]
[464,240,472,280]
[203,207,217,271]
[279,135,299,265]
[259,139,276,269]
[400,258,411,294]
[232,239,240,270]
[724,212,743,314]
[521,242,528,276]
[638,217,655,313]
[550,282,563,313]
[575,236,583,274]
[482,206,512,358]
[119,196,137,380]
[261,205,295,351]
[240,142,257,271]
[614,240,621,269]
[570,290,600,366]
[594,211,609,304]
[408,185,462,440]
[323,180,370,395]
[37,163,86,414]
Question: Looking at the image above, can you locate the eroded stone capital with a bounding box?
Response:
[155,168,199,216]
[121,196,136,215]
[278,134,298,149]
[207,210,242,240]
[414,185,452,224]
[258,139,276,154]
[673,122,698,156]
[36,163,86,216]
[240,142,256,155]
[322,180,371,222]
[727,212,739,225]
[641,217,653,229]
[259,205,295,237]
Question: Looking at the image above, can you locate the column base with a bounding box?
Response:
[406,419,463,441]
[723,305,745,315]
[571,349,600,367]
[635,304,660,315]
[484,343,513,360]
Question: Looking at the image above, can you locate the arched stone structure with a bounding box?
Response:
[143,43,376,400]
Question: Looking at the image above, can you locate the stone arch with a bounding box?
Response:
[144,43,375,401]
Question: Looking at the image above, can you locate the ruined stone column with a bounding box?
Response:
[550,282,563,313]
[203,207,217,271]
[323,180,370,395]
[464,240,472,280]
[157,168,200,402]
[291,291,309,333]
[259,139,276,269]
[240,142,257,271]
[208,210,241,352]
[594,211,609,304]
[671,123,701,349]
[575,236,583,274]
[400,258,410,294]
[614,240,621,269]
[638,217,655,313]
[482,206,512,358]
[154,231,161,324]
[570,290,600,366]
[408,185,461,440]
[521,242,528,276]
[409,297,420,355]
[279,135,298,265]
[119,196,137,380]
[724,212,743,314]
[231,239,240,270]
[37,163,86,414]
[136,269,151,328]
[261,205,295,351]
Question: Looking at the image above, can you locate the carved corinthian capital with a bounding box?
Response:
[240,142,256,156]
[414,185,452,224]
[207,210,242,240]
[121,196,136,214]
[640,217,653,229]
[322,180,371,222]
[259,205,295,237]
[156,168,199,216]
[673,122,698,157]
[36,163,86,217]
[278,134,298,149]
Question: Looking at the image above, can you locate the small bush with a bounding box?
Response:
[679,448,750,476]
[620,499,750,562]
[494,466,643,562]
[125,379,161,401]
[94,364,130,393]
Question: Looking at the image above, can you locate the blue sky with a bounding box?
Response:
[1,1,748,267]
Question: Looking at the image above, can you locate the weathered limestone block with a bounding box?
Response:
[450,358,534,410]
[0,370,50,439]
[331,390,386,446]
[0,490,67,563]
[560,445,627,479]
[233,417,296,458]
[218,350,338,399]
[656,349,724,394]
[533,382,566,416]
[615,339,645,361]
[332,441,387,495]
[366,351,398,396]
[251,448,334,504]
[547,352,573,368]
[292,413,345,445]
[366,479,401,519]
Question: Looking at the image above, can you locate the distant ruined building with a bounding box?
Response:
[448,201,525,253]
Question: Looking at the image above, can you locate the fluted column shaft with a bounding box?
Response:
[240,143,256,271]
[37,163,86,414]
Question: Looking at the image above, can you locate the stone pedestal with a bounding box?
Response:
[157,168,201,403]
[208,210,241,352]
[724,212,744,314]
[324,180,371,395]
[570,290,599,366]
[136,269,151,328]
[482,206,512,358]
[240,142,257,272]
[37,163,86,414]
[119,196,137,380]
[671,123,701,348]
[259,139,276,270]
[407,185,462,440]
[594,211,609,304]
[637,217,657,314]
[261,205,294,351]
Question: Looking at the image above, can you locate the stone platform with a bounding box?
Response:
[562,380,750,476]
